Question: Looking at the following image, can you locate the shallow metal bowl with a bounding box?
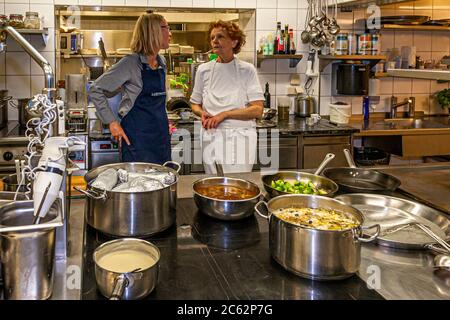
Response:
[192,177,261,221]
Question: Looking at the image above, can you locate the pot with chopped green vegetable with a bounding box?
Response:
[255,194,380,280]
[261,153,339,198]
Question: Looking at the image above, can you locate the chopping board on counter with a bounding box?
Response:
[381,168,450,215]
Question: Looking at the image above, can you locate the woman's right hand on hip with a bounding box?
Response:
[109,121,131,146]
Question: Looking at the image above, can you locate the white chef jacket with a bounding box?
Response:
[190,57,264,174]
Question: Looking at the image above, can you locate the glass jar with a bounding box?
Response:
[24,12,40,29]
[8,14,24,29]
[0,15,8,27]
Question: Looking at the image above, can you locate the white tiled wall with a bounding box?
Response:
[323,1,450,117]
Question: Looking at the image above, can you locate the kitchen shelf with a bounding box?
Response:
[256,54,303,68]
[381,24,450,31]
[15,28,49,45]
[318,55,386,72]
[374,72,389,78]
[386,68,450,81]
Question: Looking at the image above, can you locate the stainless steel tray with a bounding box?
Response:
[335,193,450,250]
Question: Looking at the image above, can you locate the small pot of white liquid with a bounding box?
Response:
[93,238,160,300]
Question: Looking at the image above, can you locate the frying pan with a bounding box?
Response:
[261,153,339,198]
[322,149,401,192]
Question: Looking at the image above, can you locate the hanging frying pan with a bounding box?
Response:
[322,149,401,192]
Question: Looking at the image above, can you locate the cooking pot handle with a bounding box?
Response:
[355,224,381,243]
[314,153,335,175]
[255,201,271,220]
[425,243,450,255]
[73,186,107,200]
[109,274,129,300]
[163,161,181,173]
[343,148,357,168]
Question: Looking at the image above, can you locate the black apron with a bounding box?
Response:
[120,61,171,164]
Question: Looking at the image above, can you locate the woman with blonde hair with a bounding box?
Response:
[89,12,172,163]
[190,20,264,173]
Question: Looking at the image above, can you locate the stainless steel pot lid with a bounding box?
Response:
[335,193,450,250]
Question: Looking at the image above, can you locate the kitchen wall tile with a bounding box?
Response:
[29,4,54,29]
[79,0,100,5]
[413,31,432,51]
[6,75,30,98]
[430,79,449,93]
[5,3,29,16]
[393,78,412,94]
[169,0,190,6]
[275,73,291,96]
[379,77,393,94]
[295,32,310,53]
[31,51,54,75]
[6,52,30,76]
[431,51,448,61]
[214,0,235,8]
[414,94,430,114]
[336,11,354,31]
[256,8,277,30]
[320,74,331,96]
[411,79,431,94]
[295,58,306,74]
[3,0,29,4]
[235,0,256,9]
[54,0,79,4]
[297,0,307,9]
[30,0,54,4]
[29,28,55,53]
[238,51,254,64]
[416,51,431,61]
[297,8,307,30]
[276,59,298,74]
[257,59,275,73]
[278,0,297,9]
[378,95,393,113]
[102,0,125,5]
[31,75,45,96]
[381,30,394,52]
[432,10,450,20]
[0,55,4,76]
[0,5,3,15]
[393,31,413,48]
[431,31,450,52]
[126,0,147,5]
[257,0,276,8]
[6,34,30,52]
[319,96,331,115]
[277,9,297,30]
[192,0,214,7]
[148,0,170,6]
[351,96,363,115]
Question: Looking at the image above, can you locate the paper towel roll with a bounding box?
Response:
[369,78,380,97]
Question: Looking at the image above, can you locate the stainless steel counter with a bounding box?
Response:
[60,163,450,300]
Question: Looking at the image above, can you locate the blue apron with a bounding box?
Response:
[120,60,171,164]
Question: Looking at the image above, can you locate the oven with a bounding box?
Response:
[88,137,120,169]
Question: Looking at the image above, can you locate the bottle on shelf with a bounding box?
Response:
[284,24,290,54]
[264,82,271,108]
[279,29,285,54]
[274,22,281,55]
[289,28,296,54]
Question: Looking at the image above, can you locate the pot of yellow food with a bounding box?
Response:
[255,194,380,280]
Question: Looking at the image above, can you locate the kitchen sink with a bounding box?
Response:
[380,118,448,129]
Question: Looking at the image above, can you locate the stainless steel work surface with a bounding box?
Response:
[335,193,450,249]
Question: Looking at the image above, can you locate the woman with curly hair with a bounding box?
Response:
[190,20,264,174]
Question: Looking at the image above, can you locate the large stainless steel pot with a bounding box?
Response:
[94,238,160,300]
[294,95,316,117]
[255,194,380,280]
[193,177,261,221]
[76,161,180,237]
[0,200,63,300]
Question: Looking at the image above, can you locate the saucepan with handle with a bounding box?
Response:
[93,238,160,300]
